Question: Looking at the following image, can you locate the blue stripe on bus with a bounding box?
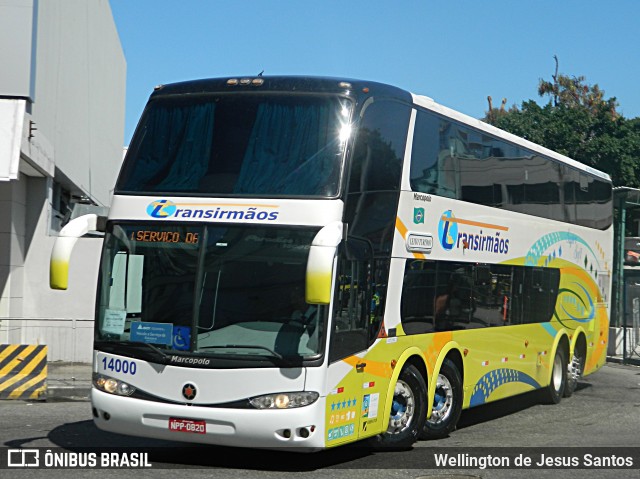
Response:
[541,322,558,337]
[469,368,540,407]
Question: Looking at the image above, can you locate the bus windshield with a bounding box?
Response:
[95,223,326,363]
[116,94,352,197]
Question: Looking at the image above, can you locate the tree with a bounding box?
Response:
[484,59,640,187]
[537,55,617,115]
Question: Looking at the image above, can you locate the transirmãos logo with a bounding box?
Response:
[146,199,279,222]
[438,210,510,255]
[438,210,458,250]
[147,199,177,218]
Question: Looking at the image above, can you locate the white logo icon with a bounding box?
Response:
[8,449,40,467]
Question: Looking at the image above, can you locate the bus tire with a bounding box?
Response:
[564,343,585,398]
[540,346,567,404]
[420,359,462,440]
[369,364,427,449]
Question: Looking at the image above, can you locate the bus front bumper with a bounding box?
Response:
[91,388,327,451]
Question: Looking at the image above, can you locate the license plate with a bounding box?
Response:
[168,417,206,434]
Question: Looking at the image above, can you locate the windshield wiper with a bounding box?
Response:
[200,344,282,358]
[199,344,296,365]
[135,342,171,360]
[107,341,171,362]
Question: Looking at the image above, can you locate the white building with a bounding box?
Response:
[0,0,126,362]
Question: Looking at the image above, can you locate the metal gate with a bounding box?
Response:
[623,276,640,363]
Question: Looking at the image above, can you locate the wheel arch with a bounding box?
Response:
[570,328,588,359]
[380,347,428,430]
[426,342,464,419]
[380,342,465,426]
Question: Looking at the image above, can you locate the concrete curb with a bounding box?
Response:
[46,362,92,401]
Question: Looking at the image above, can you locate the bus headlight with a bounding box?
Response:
[93,373,136,397]
[249,391,319,409]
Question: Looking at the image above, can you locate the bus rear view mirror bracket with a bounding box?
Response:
[50,214,107,290]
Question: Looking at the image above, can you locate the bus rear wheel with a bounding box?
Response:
[370,364,427,449]
[564,344,585,398]
[540,347,567,404]
[420,359,462,439]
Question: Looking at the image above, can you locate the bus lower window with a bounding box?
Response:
[400,260,561,333]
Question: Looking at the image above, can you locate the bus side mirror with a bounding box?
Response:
[306,221,342,304]
[50,214,106,290]
[343,235,373,261]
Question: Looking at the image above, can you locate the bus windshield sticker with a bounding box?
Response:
[130,321,174,346]
[102,309,127,335]
[172,326,191,351]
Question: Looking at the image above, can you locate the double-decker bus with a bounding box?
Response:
[50,76,612,450]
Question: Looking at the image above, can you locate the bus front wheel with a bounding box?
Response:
[420,359,462,439]
[370,364,427,449]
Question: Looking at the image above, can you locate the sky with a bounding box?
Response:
[109,0,640,146]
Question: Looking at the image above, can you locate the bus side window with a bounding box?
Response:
[400,260,436,334]
[521,267,560,324]
[368,259,386,342]
[329,258,369,362]
[410,111,455,198]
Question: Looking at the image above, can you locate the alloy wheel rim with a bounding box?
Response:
[387,379,416,434]
[428,373,454,425]
[552,353,564,391]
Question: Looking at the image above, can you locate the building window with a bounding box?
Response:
[51,181,72,232]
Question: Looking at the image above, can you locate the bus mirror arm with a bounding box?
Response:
[50,214,105,290]
[96,215,107,232]
[306,221,343,305]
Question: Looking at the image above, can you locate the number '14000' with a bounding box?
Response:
[101,357,137,375]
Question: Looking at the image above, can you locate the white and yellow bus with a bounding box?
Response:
[51,76,612,450]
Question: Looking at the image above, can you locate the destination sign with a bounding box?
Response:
[130,230,199,244]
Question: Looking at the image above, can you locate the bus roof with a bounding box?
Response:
[148,75,611,183]
[150,75,412,104]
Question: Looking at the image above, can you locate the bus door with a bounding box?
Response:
[326,239,387,443]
